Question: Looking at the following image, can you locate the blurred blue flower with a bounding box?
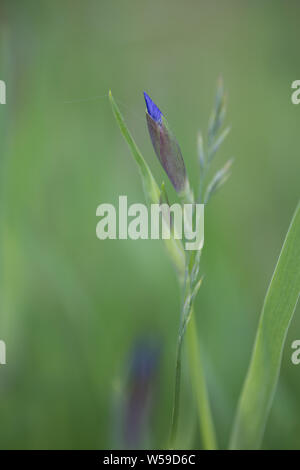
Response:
[124,338,160,449]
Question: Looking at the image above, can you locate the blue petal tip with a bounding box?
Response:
[143,92,162,123]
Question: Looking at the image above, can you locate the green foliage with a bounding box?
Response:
[230,202,300,449]
[1,1,300,450]
[110,79,232,450]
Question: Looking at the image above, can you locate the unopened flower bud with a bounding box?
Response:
[144,92,187,194]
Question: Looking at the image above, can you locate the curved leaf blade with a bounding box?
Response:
[230,202,300,449]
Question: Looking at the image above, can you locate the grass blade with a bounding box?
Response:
[109,90,160,204]
[186,312,218,450]
[230,201,300,449]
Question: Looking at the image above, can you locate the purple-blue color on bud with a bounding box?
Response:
[143,92,163,124]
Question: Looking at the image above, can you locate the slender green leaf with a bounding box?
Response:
[230,202,300,449]
[186,312,218,450]
[109,90,160,204]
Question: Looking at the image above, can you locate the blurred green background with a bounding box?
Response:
[0,0,299,449]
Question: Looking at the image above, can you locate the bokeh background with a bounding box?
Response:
[0,0,299,449]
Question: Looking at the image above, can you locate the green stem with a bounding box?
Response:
[169,184,217,450]
[169,335,183,449]
[186,312,217,450]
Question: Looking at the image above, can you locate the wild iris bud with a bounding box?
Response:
[144,92,187,194]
